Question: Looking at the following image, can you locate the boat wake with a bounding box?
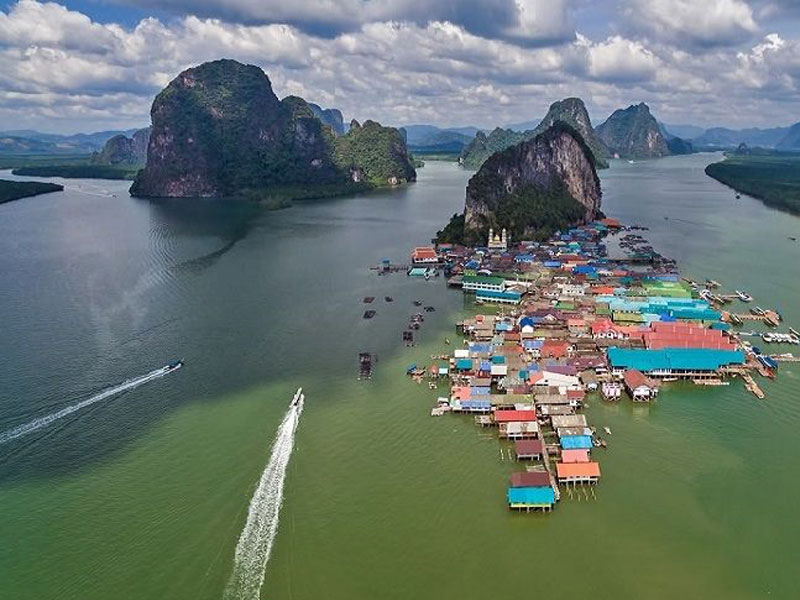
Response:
[225,388,304,600]
[0,362,182,446]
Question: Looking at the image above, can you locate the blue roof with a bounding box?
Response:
[461,400,491,410]
[607,348,745,371]
[480,361,492,371]
[507,486,556,506]
[469,343,492,353]
[523,340,544,349]
[455,359,473,370]
[560,435,593,450]
[519,317,536,328]
[491,355,506,364]
[470,386,490,396]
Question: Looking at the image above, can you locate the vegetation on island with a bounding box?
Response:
[0,154,90,170]
[0,179,63,204]
[439,122,601,245]
[596,103,670,159]
[705,153,800,214]
[131,59,415,201]
[459,128,528,170]
[332,120,417,185]
[437,184,586,245]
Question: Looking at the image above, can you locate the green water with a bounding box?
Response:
[1,156,799,599]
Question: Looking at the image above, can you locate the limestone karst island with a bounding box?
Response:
[2,2,800,600]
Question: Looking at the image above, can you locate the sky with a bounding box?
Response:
[1,0,800,134]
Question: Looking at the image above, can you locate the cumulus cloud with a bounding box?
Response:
[0,0,799,132]
[577,34,659,83]
[626,0,759,47]
[121,0,575,45]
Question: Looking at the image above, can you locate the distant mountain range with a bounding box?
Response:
[399,125,482,152]
[0,129,142,155]
[660,123,800,150]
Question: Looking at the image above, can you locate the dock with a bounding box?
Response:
[742,373,765,399]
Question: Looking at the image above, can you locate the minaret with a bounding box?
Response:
[501,228,507,248]
[488,227,494,247]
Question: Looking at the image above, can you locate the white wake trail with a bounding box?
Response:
[0,364,179,445]
[225,388,304,600]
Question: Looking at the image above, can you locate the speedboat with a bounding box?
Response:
[735,290,753,302]
[167,359,184,370]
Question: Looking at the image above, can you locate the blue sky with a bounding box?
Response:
[1,0,799,133]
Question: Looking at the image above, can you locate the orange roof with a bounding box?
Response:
[412,247,437,259]
[556,461,601,478]
[592,286,615,295]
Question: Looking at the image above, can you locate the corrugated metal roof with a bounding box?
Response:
[507,486,555,505]
[560,435,593,450]
[556,462,601,478]
[509,470,549,487]
[608,348,745,371]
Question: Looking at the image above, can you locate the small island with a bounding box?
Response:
[0,179,63,205]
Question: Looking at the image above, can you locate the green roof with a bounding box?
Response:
[463,275,505,285]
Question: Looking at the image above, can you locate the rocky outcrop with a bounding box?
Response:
[459,97,607,169]
[131,60,341,198]
[333,119,416,185]
[527,98,608,168]
[596,103,670,159]
[90,127,150,167]
[131,60,413,199]
[439,122,601,244]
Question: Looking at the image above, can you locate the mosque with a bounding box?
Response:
[487,227,508,251]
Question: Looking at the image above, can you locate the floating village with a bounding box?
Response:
[378,219,800,514]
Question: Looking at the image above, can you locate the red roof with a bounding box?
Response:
[623,369,656,390]
[643,322,736,350]
[510,471,551,487]
[493,409,537,423]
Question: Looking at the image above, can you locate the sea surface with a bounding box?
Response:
[1,155,799,599]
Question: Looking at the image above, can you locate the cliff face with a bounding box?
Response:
[131,60,341,198]
[596,103,670,159]
[131,60,414,198]
[440,122,601,244]
[90,127,150,167]
[459,97,606,170]
[529,98,608,168]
